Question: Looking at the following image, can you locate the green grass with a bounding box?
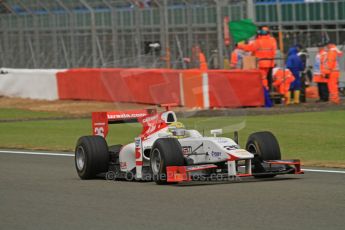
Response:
[0,108,66,120]
[0,109,344,167]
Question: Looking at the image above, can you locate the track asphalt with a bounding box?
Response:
[0,150,344,230]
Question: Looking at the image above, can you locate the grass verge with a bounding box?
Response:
[0,109,344,168]
[0,108,67,120]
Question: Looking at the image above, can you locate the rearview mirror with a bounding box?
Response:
[210,129,223,137]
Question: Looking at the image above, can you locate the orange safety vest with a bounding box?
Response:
[230,50,238,69]
[272,68,295,95]
[324,44,343,104]
[238,35,277,68]
[323,44,343,74]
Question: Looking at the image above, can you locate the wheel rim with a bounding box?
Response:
[76,146,86,171]
[151,149,162,175]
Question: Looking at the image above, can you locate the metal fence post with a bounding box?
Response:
[79,0,98,68]
[216,0,224,69]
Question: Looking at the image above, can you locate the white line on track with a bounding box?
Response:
[0,150,74,157]
[1,150,345,174]
[302,169,345,174]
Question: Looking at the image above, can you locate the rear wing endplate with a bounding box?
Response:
[92,109,156,138]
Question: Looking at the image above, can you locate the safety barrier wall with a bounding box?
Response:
[0,68,61,100]
[56,68,264,108]
[56,68,182,105]
[0,68,264,108]
[207,70,265,108]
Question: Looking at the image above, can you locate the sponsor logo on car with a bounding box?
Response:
[142,114,159,123]
[107,113,147,119]
[210,151,222,157]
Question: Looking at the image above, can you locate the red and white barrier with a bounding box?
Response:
[56,68,181,105]
[207,70,264,108]
[0,67,264,108]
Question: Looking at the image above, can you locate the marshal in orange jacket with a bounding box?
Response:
[272,67,295,95]
[238,35,277,68]
[323,44,343,104]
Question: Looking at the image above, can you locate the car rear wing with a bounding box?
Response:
[92,109,156,138]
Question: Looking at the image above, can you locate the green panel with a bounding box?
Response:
[38,15,51,28]
[255,5,266,22]
[168,8,173,25]
[338,1,345,20]
[2,16,9,28]
[323,2,336,21]
[57,14,68,27]
[267,5,277,22]
[104,12,111,26]
[0,17,6,28]
[25,15,34,28]
[221,5,242,21]
[230,5,242,21]
[76,13,91,27]
[95,13,102,26]
[282,4,293,22]
[9,15,18,28]
[309,3,321,21]
[169,8,185,25]
[115,12,122,26]
[142,10,151,26]
[295,4,307,21]
[95,12,111,27]
[151,9,160,25]
[206,7,216,23]
[76,13,82,27]
[85,13,91,27]
[121,10,133,27]
[222,6,229,18]
[193,7,206,24]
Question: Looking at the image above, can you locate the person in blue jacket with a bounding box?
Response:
[286,46,304,104]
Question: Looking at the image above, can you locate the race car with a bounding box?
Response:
[75,106,303,184]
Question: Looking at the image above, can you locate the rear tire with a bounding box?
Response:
[150,138,185,185]
[75,136,109,180]
[246,131,281,178]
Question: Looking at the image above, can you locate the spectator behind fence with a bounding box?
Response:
[230,44,248,69]
[313,43,329,102]
[286,46,304,104]
[296,44,309,103]
[189,45,208,71]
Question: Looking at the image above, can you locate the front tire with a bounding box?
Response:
[246,131,281,178]
[246,131,281,161]
[150,138,185,185]
[75,136,109,180]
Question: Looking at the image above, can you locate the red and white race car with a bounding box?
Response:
[75,106,303,184]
